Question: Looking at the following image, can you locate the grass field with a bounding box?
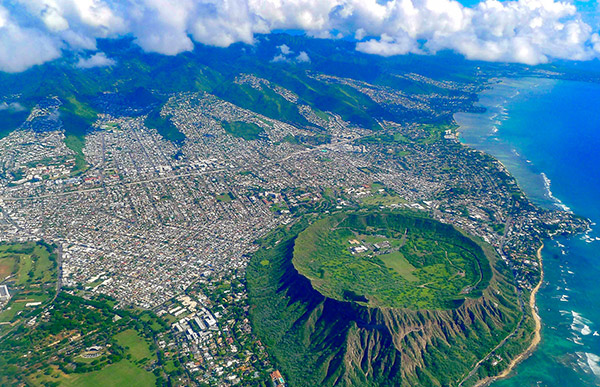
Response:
[0,243,54,284]
[36,360,156,387]
[0,257,16,279]
[313,109,330,122]
[114,329,154,362]
[0,293,48,323]
[360,184,407,207]
[59,96,99,175]
[0,243,56,285]
[379,251,418,282]
[16,255,33,285]
[292,212,492,309]
[139,313,164,333]
[163,359,178,373]
[11,244,55,285]
[0,242,57,324]
[361,194,404,207]
[216,192,234,202]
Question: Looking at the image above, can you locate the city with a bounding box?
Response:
[0,68,588,386]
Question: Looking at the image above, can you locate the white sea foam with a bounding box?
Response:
[541,172,572,212]
[577,352,600,377]
[582,234,595,243]
[569,335,584,345]
[587,353,600,377]
[571,311,593,336]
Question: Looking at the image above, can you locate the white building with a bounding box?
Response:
[0,285,10,302]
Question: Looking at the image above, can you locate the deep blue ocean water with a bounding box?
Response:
[454,78,600,386]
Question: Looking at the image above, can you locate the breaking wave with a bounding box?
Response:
[541,172,572,212]
[576,352,600,378]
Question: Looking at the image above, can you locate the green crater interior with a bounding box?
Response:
[292,212,492,309]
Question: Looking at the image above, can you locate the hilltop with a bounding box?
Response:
[248,211,535,386]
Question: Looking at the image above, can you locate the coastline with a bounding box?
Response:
[474,242,545,387]
[456,77,600,385]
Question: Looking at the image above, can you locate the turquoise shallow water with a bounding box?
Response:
[455,78,600,387]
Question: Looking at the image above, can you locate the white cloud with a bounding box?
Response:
[0,102,26,112]
[189,0,265,48]
[357,33,422,56]
[75,52,116,68]
[278,44,292,54]
[271,53,289,62]
[419,0,597,64]
[0,6,62,73]
[271,44,310,63]
[296,51,311,62]
[272,44,291,61]
[1,0,600,72]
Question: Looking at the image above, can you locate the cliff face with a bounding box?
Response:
[248,223,527,387]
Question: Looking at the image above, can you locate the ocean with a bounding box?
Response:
[454,77,600,386]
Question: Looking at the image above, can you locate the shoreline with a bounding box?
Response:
[474,242,545,387]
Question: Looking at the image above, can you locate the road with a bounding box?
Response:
[0,136,364,202]
[458,213,531,387]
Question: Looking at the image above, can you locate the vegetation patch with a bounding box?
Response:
[0,292,172,387]
[0,107,29,139]
[292,211,492,309]
[64,134,87,175]
[59,96,99,174]
[145,107,186,144]
[213,82,309,127]
[216,192,235,202]
[221,121,264,141]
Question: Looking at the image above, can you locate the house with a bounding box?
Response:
[270,370,286,387]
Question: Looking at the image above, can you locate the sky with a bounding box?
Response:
[1,0,600,73]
